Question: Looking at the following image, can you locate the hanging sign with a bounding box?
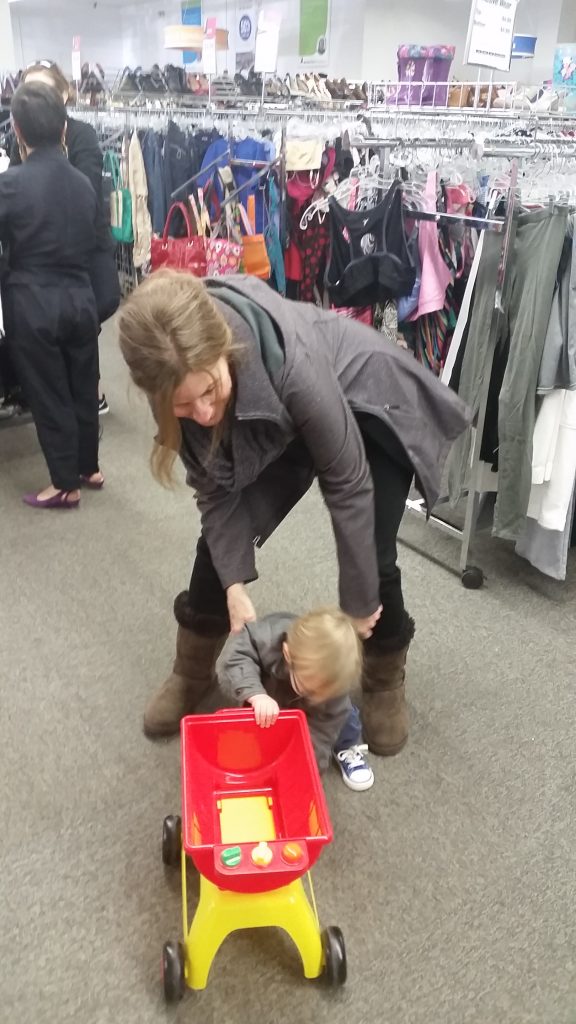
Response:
[254,10,281,74]
[236,7,256,53]
[202,17,218,75]
[464,0,519,72]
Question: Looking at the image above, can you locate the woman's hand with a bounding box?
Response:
[248,694,280,728]
[226,583,257,634]
[352,605,383,639]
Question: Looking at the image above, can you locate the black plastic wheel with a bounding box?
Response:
[322,926,347,986]
[162,815,182,867]
[461,566,485,590]
[162,940,185,1002]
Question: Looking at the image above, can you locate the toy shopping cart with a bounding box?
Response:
[160,708,347,1002]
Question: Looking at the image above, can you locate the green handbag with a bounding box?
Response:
[103,150,133,244]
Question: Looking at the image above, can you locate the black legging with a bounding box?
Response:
[188,415,414,642]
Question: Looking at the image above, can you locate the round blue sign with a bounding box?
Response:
[239,15,252,42]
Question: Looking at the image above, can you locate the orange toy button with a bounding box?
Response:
[251,842,273,867]
[282,842,303,864]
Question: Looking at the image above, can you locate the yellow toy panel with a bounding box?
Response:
[218,794,277,845]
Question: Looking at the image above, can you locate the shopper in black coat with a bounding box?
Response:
[10,61,120,411]
[0,82,103,508]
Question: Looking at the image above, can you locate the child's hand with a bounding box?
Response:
[248,694,280,728]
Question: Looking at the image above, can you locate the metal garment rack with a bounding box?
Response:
[62,109,571,583]
[406,165,520,590]
[353,129,576,587]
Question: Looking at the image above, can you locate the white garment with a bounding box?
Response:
[441,230,485,386]
[526,390,576,531]
[516,485,575,581]
[128,131,152,269]
[0,148,9,174]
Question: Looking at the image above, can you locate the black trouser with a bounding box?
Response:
[188,416,414,641]
[6,282,100,491]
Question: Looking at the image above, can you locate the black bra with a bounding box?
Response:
[326,180,416,307]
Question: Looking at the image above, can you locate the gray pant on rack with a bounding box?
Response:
[537,231,576,394]
[448,208,568,542]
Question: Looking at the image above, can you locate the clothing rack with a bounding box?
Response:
[67,109,576,583]
[391,149,575,587]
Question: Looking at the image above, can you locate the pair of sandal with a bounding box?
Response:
[23,473,105,511]
[187,73,210,96]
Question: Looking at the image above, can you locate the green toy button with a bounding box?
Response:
[221,846,242,868]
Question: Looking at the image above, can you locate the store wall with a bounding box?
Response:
[558,0,576,43]
[9,0,366,78]
[362,0,569,86]
[0,0,16,69]
[8,0,576,82]
[10,4,127,73]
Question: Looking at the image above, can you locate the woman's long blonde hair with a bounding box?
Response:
[118,269,236,486]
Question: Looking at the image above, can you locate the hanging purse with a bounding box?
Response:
[104,151,134,244]
[151,201,207,276]
[237,197,271,280]
[194,194,242,278]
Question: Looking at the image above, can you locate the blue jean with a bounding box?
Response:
[334,704,362,754]
[141,130,167,235]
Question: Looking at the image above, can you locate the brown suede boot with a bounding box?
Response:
[361,614,415,756]
[143,592,228,738]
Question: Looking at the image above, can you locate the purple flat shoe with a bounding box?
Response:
[79,474,105,490]
[23,490,80,510]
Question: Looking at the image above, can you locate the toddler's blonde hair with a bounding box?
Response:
[286,608,362,699]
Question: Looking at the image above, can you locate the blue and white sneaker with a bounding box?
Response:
[334,745,374,792]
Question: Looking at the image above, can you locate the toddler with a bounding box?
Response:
[216,608,374,791]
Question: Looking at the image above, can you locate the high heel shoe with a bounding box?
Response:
[80,473,105,490]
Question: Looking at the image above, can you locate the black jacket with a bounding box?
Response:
[0,145,97,286]
[10,117,111,252]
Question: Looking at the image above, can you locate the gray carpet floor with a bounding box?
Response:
[1,319,575,1024]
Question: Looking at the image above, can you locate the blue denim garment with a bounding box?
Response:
[141,129,167,235]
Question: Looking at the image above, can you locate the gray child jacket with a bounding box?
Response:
[216,613,352,773]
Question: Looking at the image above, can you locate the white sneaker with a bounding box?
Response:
[334,745,375,792]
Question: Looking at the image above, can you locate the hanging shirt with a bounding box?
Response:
[408,171,452,320]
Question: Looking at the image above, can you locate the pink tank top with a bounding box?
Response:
[409,171,452,320]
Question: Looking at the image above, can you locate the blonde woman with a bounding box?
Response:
[118,271,470,755]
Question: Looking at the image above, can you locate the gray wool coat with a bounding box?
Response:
[216,613,352,773]
[179,276,470,618]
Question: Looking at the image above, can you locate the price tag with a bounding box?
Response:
[202,16,218,74]
[465,0,519,72]
[71,51,82,82]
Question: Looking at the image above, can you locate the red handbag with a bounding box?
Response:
[151,201,207,277]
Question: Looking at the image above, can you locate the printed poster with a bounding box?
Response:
[299,0,331,65]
